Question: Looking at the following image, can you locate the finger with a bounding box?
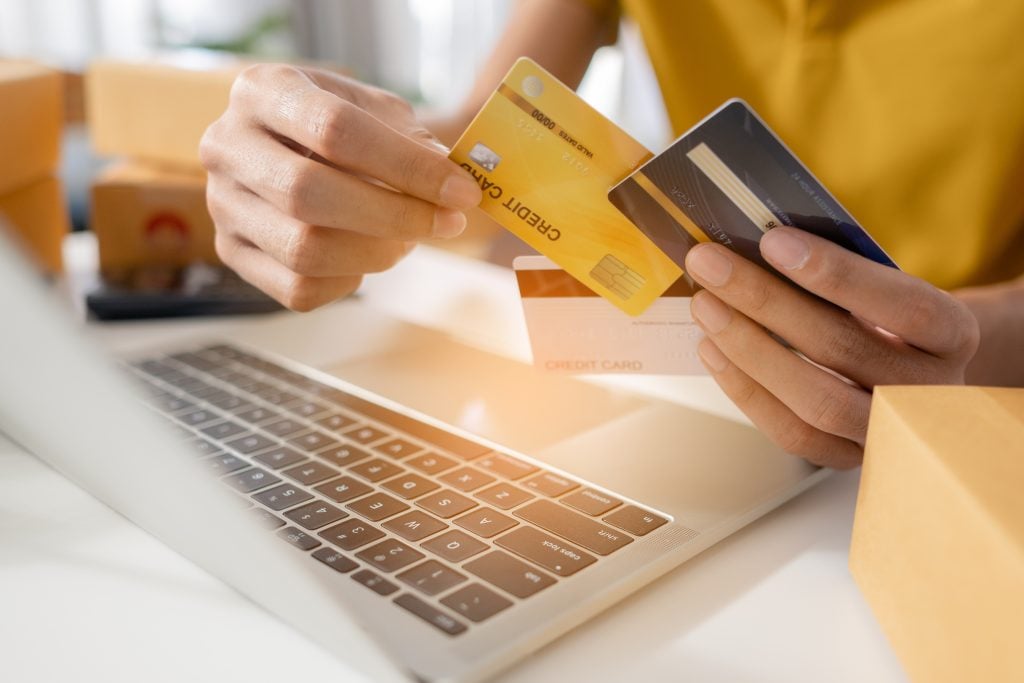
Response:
[691,291,872,444]
[697,338,863,469]
[759,227,979,358]
[206,128,467,240]
[207,177,414,277]
[214,233,362,312]
[230,64,481,210]
[685,242,915,387]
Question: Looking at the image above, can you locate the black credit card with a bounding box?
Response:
[608,99,897,275]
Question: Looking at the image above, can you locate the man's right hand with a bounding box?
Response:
[200,64,482,311]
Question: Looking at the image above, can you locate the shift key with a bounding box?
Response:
[514,499,632,555]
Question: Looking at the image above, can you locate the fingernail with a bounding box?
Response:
[686,244,733,286]
[697,338,730,373]
[761,229,810,270]
[433,208,467,238]
[439,173,482,209]
[691,291,732,334]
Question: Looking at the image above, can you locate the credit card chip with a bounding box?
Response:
[590,254,645,300]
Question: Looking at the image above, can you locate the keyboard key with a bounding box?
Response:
[286,400,331,419]
[225,432,276,455]
[373,438,422,460]
[256,388,300,406]
[602,505,669,536]
[224,467,281,493]
[382,510,448,542]
[288,431,338,453]
[201,420,247,441]
[521,471,579,497]
[405,451,458,476]
[351,569,398,596]
[316,413,359,432]
[316,443,372,468]
[343,425,389,445]
[420,530,489,563]
[253,447,306,470]
[474,483,535,510]
[348,458,403,483]
[439,467,495,493]
[454,507,518,539]
[284,500,348,529]
[235,406,280,425]
[441,583,513,623]
[263,418,306,437]
[314,476,372,504]
[496,526,596,577]
[177,408,219,427]
[415,490,477,519]
[474,453,539,481]
[560,488,623,517]
[346,492,409,521]
[319,518,384,551]
[277,526,321,551]
[252,483,313,511]
[205,453,249,475]
[312,547,358,573]
[393,594,466,636]
[282,461,339,485]
[205,392,249,412]
[152,394,195,413]
[397,560,466,596]
[188,438,221,457]
[356,538,424,573]
[381,473,439,500]
[515,499,633,556]
[464,550,556,599]
[323,388,490,460]
[249,506,285,529]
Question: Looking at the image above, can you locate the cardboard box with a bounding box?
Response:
[90,162,218,272]
[850,386,1024,683]
[0,61,63,196]
[86,57,245,169]
[0,176,70,274]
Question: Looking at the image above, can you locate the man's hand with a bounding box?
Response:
[200,65,482,311]
[685,227,981,469]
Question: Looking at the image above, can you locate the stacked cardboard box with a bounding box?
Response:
[850,385,1024,683]
[0,61,69,274]
[86,58,245,274]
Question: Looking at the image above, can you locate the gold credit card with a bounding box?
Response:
[449,58,682,316]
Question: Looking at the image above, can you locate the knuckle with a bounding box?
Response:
[807,391,865,438]
[744,279,773,315]
[213,234,242,267]
[390,200,433,240]
[819,319,872,368]
[775,421,820,458]
[281,223,321,275]
[274,160,317,218]
[810,249,855,295]
[281,275,326,312]
[310,99,357,154]
[198,121,227,172]
[233,63,294,101]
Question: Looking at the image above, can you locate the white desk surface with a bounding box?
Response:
[0,241,906,683]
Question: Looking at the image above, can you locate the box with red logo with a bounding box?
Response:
[90,162,218,274]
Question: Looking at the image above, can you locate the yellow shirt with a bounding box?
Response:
[585,0,1024,289]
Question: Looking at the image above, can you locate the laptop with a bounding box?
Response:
[0,230,827,682]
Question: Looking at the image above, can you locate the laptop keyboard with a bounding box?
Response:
[131,343,673,637]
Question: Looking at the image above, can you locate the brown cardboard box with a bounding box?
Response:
[91,161,218,272]
[86,57,245,169]
[0,61,63,196]
[850,386,1024,683]
[0,176,70,274]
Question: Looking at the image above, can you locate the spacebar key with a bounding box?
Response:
[514,499,633,556]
